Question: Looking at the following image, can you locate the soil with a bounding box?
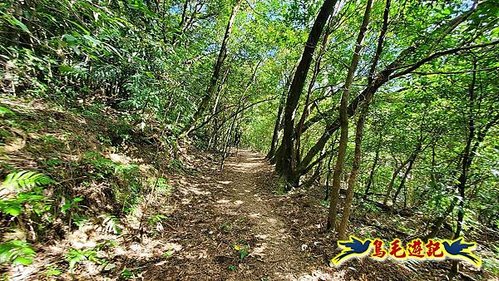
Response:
[140,150,338,280]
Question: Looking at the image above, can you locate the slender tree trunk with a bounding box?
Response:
[431,116,499,244]
[364,144,380,198]
[392,151,418,207]
[324,133,338,200]
[267,97,285,160]
[327,0,373,231]
[279,0,338,188]
[449,59,477,279]
[362,0,391,200]
[384,133,425,206]
[338,100,370,239]
[335,0,390,230]
[208,68,231,149]
[314,146,328,186]
[426,196,458,239]
[181,0,241,135]
[267,70,294,160]
[383,158,405,206]
[324,151,333,200]
[171,0,190,45]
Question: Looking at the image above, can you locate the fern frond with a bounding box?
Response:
[1,171,53,191]
[100,214,122,234]
[0,240,35,265]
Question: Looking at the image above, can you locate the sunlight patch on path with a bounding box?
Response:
[266,218,277,224]
[249,213,261,218]
[178,184,211,196]
[276,270,346,281]
[217,180,232,185]
[250,243,268,258]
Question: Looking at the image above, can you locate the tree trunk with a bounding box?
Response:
[181,0,241,135]
[383,158,405,206]
[338,99,371,239]
[324,134,338,200]
[336,0,390,234]
[449,58,477,279]
[295,17,334,166]
[267,70,294,160]
[267,95,285,160]
[392,151,418,207]
[364,135,381,198]
[171,0,190,45]
[279,0,338,188]
[362,0,390,200]
[208,68,231,149]
[327,0,373,231]
[425,196,458,239]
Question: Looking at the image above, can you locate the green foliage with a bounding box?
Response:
[61,196,83,215]
[42,158,63,168]
[0,192,48,217]
[483,245,499,276]
[0,240,36,266]
[162,249,174,258]
[44,266,62,277]
[108,121,133,144]
[0,128,11,144]
[82,151,116,176]
[273,177,288,195]
[0,106,15,117]
[120,268,136,279]
[319,200,329,208]
[242,106,274,152]
[0,171,52,217]
[1,13,30,33]
[220,222,232,233]
[149,177,172,194]
[232,243,250,261]
[362,201,382,215]
[168,159,183,172]
[114,164,141,213]
[65,248,102,270]
[40,135,62,146]
[148,214,168,227]
[0,0,498,278]
[1,170,53,191]
[80,151,158,213]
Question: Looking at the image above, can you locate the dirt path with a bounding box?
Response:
[142,150,339,280]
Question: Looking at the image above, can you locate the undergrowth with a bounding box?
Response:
[0,98,179,277]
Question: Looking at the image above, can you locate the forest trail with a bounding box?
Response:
[2,0,498,279]
[143,150,338,280]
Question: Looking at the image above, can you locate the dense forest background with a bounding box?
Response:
[0,0,498,280]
